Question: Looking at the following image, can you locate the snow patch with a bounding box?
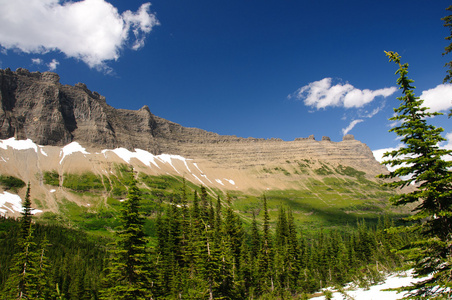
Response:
[0,138,38,152]
[193,163,203,173]
[310,270,427,300]
[224,178,235,185]
[103,148,160,168]
[60,142,89,164]
[134,149,160,167]
[103,148,195,173]
[157,154,191,174]
[50,189,56,193]
[201,174,212,183]
[0,191,42,216]
[39,147,48,156]
[191,174,204,184]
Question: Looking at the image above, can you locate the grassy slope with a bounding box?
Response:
[22,161,406,240]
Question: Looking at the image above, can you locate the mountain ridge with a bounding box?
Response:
[0,67,373,151]
[0,68,392,218]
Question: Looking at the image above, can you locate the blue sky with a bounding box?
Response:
[1,0,452,153]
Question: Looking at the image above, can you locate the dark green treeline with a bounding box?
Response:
[150,189,408,299]
[0,182,410,299]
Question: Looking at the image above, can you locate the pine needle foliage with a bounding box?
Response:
[442,5,452,84]
[101,172,152,300]
[379,51,452,299]
[3,184,52,299]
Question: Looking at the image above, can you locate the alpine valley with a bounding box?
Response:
[0,68,403,228]
[0,68,414,299]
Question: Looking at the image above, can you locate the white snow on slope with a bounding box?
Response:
[224,178,235,185]
[102,148,159,168]
[157,154,188,174]
[0,191,42,216]
[311,271,426,300]
[40,148,48,156]
[215,179,224,185]
[201,174,212,183]
[193,163,203,173]
[0,137,38,152]
[102,148,204,177]
[192,174,204,184]
[60,142,89,164]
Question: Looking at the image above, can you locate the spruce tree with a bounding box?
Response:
[380,51,452,299]
[101,171,152,299]
[3,184,51,299]
[442,5,452,83]
[257,195,274,294]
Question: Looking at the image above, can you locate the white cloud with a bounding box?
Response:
[363,105,383,118]
[290,78,397,109]
[372,146,400,164]
[440,132,452,162]
[420,84,452,113]
[342,119,363,136]
[31,58,43,65]
[47,59,59,71]
[0,0,159,69]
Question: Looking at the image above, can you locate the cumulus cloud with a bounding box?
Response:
[420,84,452,113]
[289,78,397,109]
[47,59,59,71]
[372,146,400,164]
[0,0,159,69]
[342,119,363,136]
[31,58,43,65]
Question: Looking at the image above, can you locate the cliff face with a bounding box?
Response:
[0,68,386,179]
[0,68,165,153]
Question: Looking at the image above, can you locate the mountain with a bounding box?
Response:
[0,68,399,227]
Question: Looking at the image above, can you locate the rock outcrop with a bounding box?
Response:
[0,68,386,178]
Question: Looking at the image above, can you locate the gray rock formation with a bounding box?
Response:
[0,68,382,176]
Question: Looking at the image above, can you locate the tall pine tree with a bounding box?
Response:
[380,51,452,299]
[101,170,152,300]
[3,183,51,299]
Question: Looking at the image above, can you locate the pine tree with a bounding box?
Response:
[257,194,274,294]
[20,183,32,240]
[380,51,452,299]
[34,235,54,299]
[285,210,300,292]
[442,5,452,83]
[101,171,152,299]
[3,184,51,299]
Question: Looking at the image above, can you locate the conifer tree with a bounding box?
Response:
[20,183,32,240]
[442,5,452,83]
[285,210,300,292]
[3,184,51,299]
[380,51,452,299]
[34,235,54,299]
[101,171,152,299]
[257,194,274,294]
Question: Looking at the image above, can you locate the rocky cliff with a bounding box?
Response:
[0,68,386,182]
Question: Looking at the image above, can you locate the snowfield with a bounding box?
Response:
[0,138,241,214]
[0,191,42,216]
[311,270,426,300]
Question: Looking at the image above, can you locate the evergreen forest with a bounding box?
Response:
[0,177,413,299]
